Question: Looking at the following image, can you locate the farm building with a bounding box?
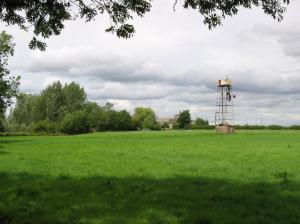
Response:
[157,115,178,129]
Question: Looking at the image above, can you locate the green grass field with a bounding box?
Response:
[1,130,300,224]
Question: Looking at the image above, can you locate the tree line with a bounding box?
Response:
[0,30,211,135]
[4,81,152,134]
[3,80,212,134]
[2,30,299,135]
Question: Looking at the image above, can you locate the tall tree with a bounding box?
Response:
[40,81,65,122]
[112,110,132,131]
[132,107,157,130]
[0,31,20,126]
[9,81,89,126]
[176,110,192,129]
[116,110,133,131]
[83,101,104,129]
[0,0,290,50]
[195,117,209,126]
[63,82,87,113]
[11,93,38,125]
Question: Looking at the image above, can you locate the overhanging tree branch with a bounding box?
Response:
[0,0,290,50]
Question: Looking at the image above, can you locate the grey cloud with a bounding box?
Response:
[233,70,300,94]
[253,23,300,58]
[87,83,172,101]
[18,48,300,95]
[253,25,300,43]
[5,0,300,125]
[283,43,300,57]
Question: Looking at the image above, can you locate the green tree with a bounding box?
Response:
[10,93,38,125]
[115,110,133,131]
[7,93,48,132]
[160,122,170,130]
[104,110,119,131]
[36,81,87,122]
[33,120,57,133]
[32,95,47,121]
[142,116,160,130]
[103,102,114,111]
[83,102,105,130]
[97,103,132,131]
[60,111,91,134]
[40,81,65,122]
[195,117,209,126]
[0,0,289,50]
[176,110,192,129]
[0,31,20,118]
[97,102,115,131]
[7,81,136,133]
[62,82,87,113]
[132,107,157,130]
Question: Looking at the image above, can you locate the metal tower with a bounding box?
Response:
[215,78,235,133]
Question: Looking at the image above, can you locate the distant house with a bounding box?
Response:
[157,115,178,129]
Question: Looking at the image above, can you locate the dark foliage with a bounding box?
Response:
[176,110,192,129]
[195,117,209,126]
[33,120,57,133]
[235,125,267,130]
[268,125,284,130]
[289,125,300,130]
[182,0,289,29]
[0,0,151,50]
[0,31,20,116]
[60,111,91,134]
[191,124,215,130]
[7,82,138,134]
[235,125,300,130]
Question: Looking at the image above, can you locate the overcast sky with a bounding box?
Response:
[3,1,300,125]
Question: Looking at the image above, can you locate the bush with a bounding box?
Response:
[140,116,160,131]
[195,118,209,126]
[160,122,170,130]
[267,125,284,130]
[33,120,57,133]
[0,119,4,132]
[235,125,266,130]
[60,111,90,134]
[289,125,300,130]
[200,125,215,130]
[190,124,214,130]
[4,122,33,133]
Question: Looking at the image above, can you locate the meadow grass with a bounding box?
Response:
[0,130,300,223]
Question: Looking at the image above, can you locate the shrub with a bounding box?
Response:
[235,125,266,130]
[200,125,215,130]
[195,118,209,126]
[267,125,284,130]
[160,122,170,130]
[33,120,57,133]
[4,122,33,133]
[60,111,90,134]
[289,125,300,130]
[190,124,215,130]
[142,116,160,130]
[0,118,4,132]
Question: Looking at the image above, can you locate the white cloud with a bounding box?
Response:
[4,0,300,125]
